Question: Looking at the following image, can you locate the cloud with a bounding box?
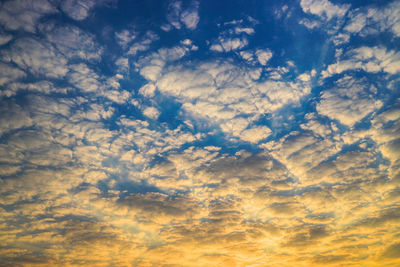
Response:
[115,29,136,48]
[136,45,189,81]
[299,18,321,29]
[180,2,200,30]
[239,126,271,143]
[0,32,12,46]
[139,83,156,97]
[0,100,32,137]
[120,192,202,223]
[265,131,341,185]
[127,31,159,55]
[210,37,249,52]
[0,0,57,33]
[61,0,96,21]
[165,0,200,30]
[322,46,400,77]
[1,38,68,78]
[142,106,160,119]
[67,63,101,92]
[234,27,255,35]
[209,17,258,53]
[382,242,400,259]
[344,1,400,38]
[152,61,310,142]
[0,0,399,266]
[0,62,26,87]
[255,49,273,65]
[239,49,272,66]
[45,24,103,62]
[300,0,349,20]
[316,76,383,127]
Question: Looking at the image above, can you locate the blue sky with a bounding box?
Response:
[0,0,399,266]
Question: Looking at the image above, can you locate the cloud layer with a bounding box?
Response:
[0,0,399,266]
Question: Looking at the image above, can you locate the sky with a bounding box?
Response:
[0,0,399,266]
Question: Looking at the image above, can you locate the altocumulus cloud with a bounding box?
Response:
[0,0,399,266]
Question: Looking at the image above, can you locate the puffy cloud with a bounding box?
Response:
[61,0,96,21]
[120,192,203,223]
[323,46,400,77]
[115,29,136,48]
[344,1,400,38]
[139,83,156,97]
[1,38,68,78]
[299,18,321,29]
[126,31,159,55]
[152,61,310,142]
[210,37,248,52]
[0,62,26,87]
[0,0,399,265]
[300,0,349,20]
[137,46,189,81]
[265,131,341,185]
[0,0,57,33]
[180,2,200,30]
[0,101,32,137]
[45,24,103,61]
[255,49,273,65]
[142,106,160,119]
[239,126,271,143]
[165,0,200,30]
[316,76,382,127]
[0,32,12,46]
[234,27,255,35]
[67,63,101,92]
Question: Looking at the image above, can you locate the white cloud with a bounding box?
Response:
[322,46,400,77]
[46,24,103,61]
[102,90,130,104]
[121,31,160,56]
[300,0,349,20]
[255,49,273,65]
[0,0,57,33]
[344,2,400,38]
[151,61,310,143]
[5,81,69,97]
[234,27,255,35]
[166,1,183,30]
[299,18,321,29]
[0,62,26,87]
[180,5,200,30]
[0,33,12,46]
[2,38,68,78]
[115,29,136,48]
[0,101,32,137]
[115,57,129,73]
[143,106,160,119]
[300,116,332,137]
[61,0,96,21]
[264,131,341,185]
[210,37,248,52]
[240,126,272,143]
[316,76,383,127]
[139,83,157,97]
[137,46,189,82]
[344,12,367,33]
[67,63,101,92]
[166,0,200,30]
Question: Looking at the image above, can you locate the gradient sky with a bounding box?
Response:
[0,0,399,266]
